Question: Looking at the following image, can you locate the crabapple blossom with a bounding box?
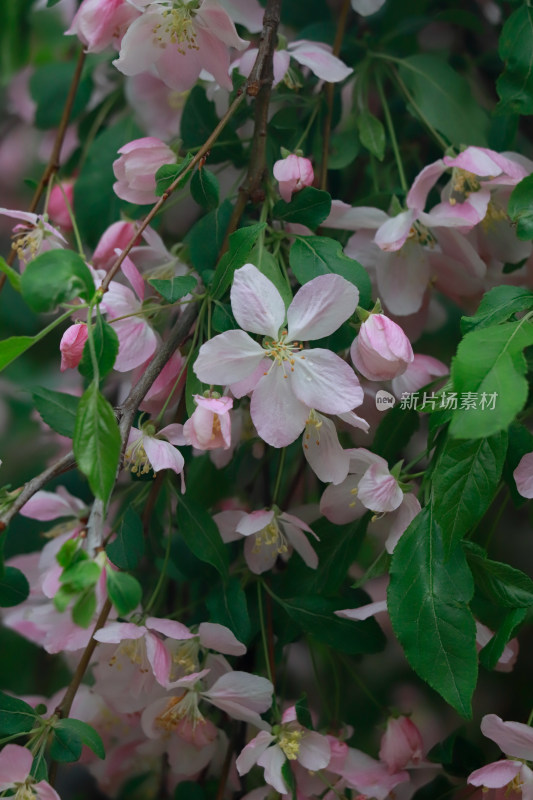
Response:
[113,0,249,91]
[0,208,66,268]
[59,323,88,371]
[92,221,139,270]
[273,155,314,203]
[181,394,233,450]
[468,715,533,798]
[351,313,414,381]
[124,422,185,477]
[302,408,369,485]
[0,745,61,800]
[194,264,363,447]
[379,715,425,772]
[66,0,140,52]
[47,181,74,230]
[235,39,353,88]
[112,137,177,205]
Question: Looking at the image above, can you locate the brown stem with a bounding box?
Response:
[219,0,282,253]
[318,0,352,190]
[0,49,87,291]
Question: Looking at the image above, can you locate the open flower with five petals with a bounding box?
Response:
[194,264,363,447]
[468,714,533,799]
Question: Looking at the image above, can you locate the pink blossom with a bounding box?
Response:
[273,155,314,203]
[194,264,363,447]
[351,314,414,381]
[0,744,61,800]
[302,409,369,485]
[336,744,410,800]
[92,221,139,271]
[48,181,74,230]
[113,0,248,92]
[124,423,185,477]
[379,716,425,772]
[236,706,331,795]
[113,137,176,205]
[182,394,233,450]
[125,73,187,141]
[59,323,89,371]
[0,208,66,268]
[391,353,448,398]
[468,714,533,798]
[235,39,353,88]
[513,452,533,499]
[66,0,140,53]
[135,350,186,415]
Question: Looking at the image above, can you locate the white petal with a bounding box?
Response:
[287,274,359,342]
[231,264,286,339]
[194,330,265,384]
[292,349,363,414]
[302,412,351,484]
[289,41,352,82]
[257,745,288,794]
[298,731,331,770]
[250,368,309,447]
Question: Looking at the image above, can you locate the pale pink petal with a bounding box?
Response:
[166,733,218,776]
[292,349,363,415]
[257,744,288,794]
[146,617,194,640]
[112,318,158,372]
[357,463,403,513]
[250,367,310,447]
[236,730,275,776]
[244,536,278,574]
[419,191,490,230]
[320,475,367,525]
[444,147,527,183]
[299,731,331,770]
[60,323,89,371]
[289,41,353,82]
[375,210,416,252]
[406,159,447,211]
[375,243,430,316]
[34,781,61,800]
[379,716,424,772]
[113,13,164,76]
[336,600,388,621]
[231,264,286,339]
[303,412,350,484]
[120,253,145,301]
[143,436,184,474]
[513,452,533,499]
[468,759,522,788]
[283,524,318,568]
[20,490,79,521]
[194,330,265,385]
[230,357,271,398]
[338,410,370,433]
[287,274,359,342]
[166,668,212,691]
[481,715,533,760]
[204,672,273,726]
[324,201,389,230]
[383,493,421,553]
[0,744,32,786]
[93,622,145,643]
[351,0,386,15]
[196,0,248,48]
[218,0,264,32]
[145,631,171,685]
[279,511,316,536]
[198,622,246,656]
[392,354,448,398]
[214,509,248,543]
[237,509,275,536]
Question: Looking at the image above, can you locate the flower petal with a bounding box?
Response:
[0,744,32,787]
[236,730,275,776]
[145,631,171,685]
[336,600,388,620]
[251,367,310,447]
[143,436,184,474]
[292,348,363,414]
[289,40,353,82]
[231,264,286,339]
[198,622,246,656]
[287,274,359,342]
[299,731,331,770]
[468,759,522,789]
[357,463,403,513]
[481,714,533,760]
[375,210,416,252]
[194,330,265,385]
[302,412,351,484]
[257,744,288,794]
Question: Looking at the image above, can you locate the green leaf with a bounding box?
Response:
[272,187,332,229]
[30,61,92,129]
[79,313,119,381]
[304,516,367,594]
[0,336,35,372]
[106,569,143,616]
[295,694,314,730]
[60,560,101,591]
[479,608,526,671]
[181,86,242,164]
[33,387,80,438]
[357,111,385,160]
[289,235,372,306]
[461,286,533,332]
[252,250,293,309]
[106,508,145,570]
[210,222,267,300]
[186,199,233,276]
[328,127,360,170]
[49,724,83,763]
[432,431,508,554]
[0,691,38,735]
[449,319,533,438]
[398,54,488,145]
[177,497,229,580]
[55,718,105,759]
[206,578,251,644]
[73,381,121,504]
[373,406,420,463]
[281,759,297,800]
[212,302,237,333]
[465,546,533,608]
[155,153,194,196]
[388,506,477,716]
[496,5,533,115]
[508,174,533,240]
[0,566,30,607]
[280,594,386,655]
[0,255,21,292]
[174,782,206,800]
[148,276,198,303]
[191,167,220,211]
[21,250,95,313]
[72,588,97,628]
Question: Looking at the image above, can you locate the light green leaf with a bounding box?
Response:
[148,276,198,303]
[0,255,21,292]
[55,718,105,759]
[0,691,38,735]
[79,313,119,381]
[479,608,526,671]
[461,285,533,332]
[0,336,34,372]
[191,167,220,211]
[155,153,194,196]
[21,250,95,313]
[508,174,533,240]
[465,544,533,608]
[388,506,478,717]
[73,381,121,503]
[106,569,143,616]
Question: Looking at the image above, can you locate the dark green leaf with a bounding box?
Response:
[177,496,229,580]
[211,302,237,333]
[186,199,233,276]
[465,546,533,607]
[0,691,38,735]
[106,508,145,570]
[73,381,121,504]
[33,387,80,438]
[295,694,314,730]
[289,235,372,306]
[508,174,533,240]
[210,222,266,300]
[206,578,251,644]
[72,588,97,628]
[432,432,508,554]
[306,516,367,594]
[191,167,220,211]
[373,406,420,463]
[428,730,484,778]
[0,566,30,607]
[21,250,95,312]
[30,62,92,129]
[0,336,35,372]
[49,724,83,763]
[174,782,206,800]
[0,255,21,292]
[55,718,105,759]
[181,86,242,164]
[388,506,478,717]
[461,286,533,332]
[106,569,143,616]
[357,111,385,160]
[281,759,297,800]
[155,153,194,196]
[79,313,119,380]
[251,250,293,309]
[149,276,198,303]
[272,187,332,229]
[496,5,533,115]
[479,607,526,670]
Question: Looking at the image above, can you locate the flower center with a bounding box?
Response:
[153,3,199,55]
[109,637,150,672]
[263,332,305,376]
[303,409,322,449]
[278,727,303,760]
[11,223,44,262]
[124,437,152,475]
[155,690,202,732]
[253,519,288,555]
[448,168,481,205]
[481,199,508,230]
[171,639,200,676]
[14,782,37,800]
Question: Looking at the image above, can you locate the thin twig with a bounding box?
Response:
[0,49,87,291]
[319,0,352,189]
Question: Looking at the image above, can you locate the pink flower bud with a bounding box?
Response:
[391,353,448,398]
[351,314,414,381]
[48,181,74,231]
[379,716,424,773]
[112,137,176,205]
[273,154,314,202]
[93,221,138,271]
[59,323,88,372]
[183,395,233,451]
